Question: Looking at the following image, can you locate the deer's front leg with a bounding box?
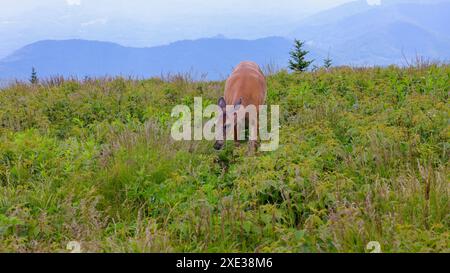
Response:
[248,115,258,153]
[233,124,240,147]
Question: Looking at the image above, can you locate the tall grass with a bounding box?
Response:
[0,64,448,252]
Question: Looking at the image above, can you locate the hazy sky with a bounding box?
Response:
[0,0,386,58]
[1,0,356,18]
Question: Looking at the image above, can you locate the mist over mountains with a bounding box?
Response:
[0,37,295,80]
[290,0,450,65]
[0,0,449,81]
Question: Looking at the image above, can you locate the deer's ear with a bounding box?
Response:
[234,98,242,111]
[218,97,226,109]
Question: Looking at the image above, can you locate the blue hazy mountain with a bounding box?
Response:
[1,0,449,82]
[0,37,309,81]
[290,0,450,65]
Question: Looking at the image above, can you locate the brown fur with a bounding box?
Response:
[224,61,267,108]
[225,61,267,151]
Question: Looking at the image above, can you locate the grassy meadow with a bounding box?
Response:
[0,65,449,252]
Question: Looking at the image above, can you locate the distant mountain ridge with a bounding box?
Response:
[1,0,449,81]
[0,37,304,81]
[290,0,450,65]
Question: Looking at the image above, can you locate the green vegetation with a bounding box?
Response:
[289,39,314,72]
[30,67,38,85]
[324,54,332,69]
[0,65,449,253]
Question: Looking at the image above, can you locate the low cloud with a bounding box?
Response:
[66,0,81,6]
[81,18,108,27]
[367,0,381,5]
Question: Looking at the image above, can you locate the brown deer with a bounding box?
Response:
[214,61,267,151]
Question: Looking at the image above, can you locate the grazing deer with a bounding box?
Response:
[214,61,267,151]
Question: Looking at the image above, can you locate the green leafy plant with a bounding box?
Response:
[288,39,314,72]
[0,64,448,253]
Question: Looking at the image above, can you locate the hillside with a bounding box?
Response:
[2,1,450,82]
[290,1,450,65]
[0,37,300,81]
[0,65,448,252]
